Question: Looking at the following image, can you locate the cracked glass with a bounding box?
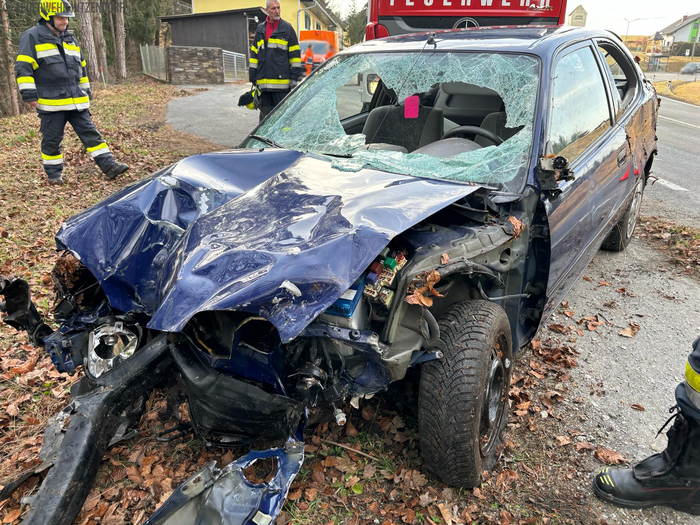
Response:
[248,51,540,190]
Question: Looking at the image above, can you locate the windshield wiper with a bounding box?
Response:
[250,134,284,149]
[318,151,353,158]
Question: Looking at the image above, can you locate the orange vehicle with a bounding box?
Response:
[298,30,339,75]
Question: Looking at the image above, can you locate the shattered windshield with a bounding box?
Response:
[247,51,540,190]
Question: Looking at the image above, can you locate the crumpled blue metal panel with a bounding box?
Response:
[56,150,480,342]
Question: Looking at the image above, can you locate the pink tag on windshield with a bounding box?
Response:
[404,95,419,119]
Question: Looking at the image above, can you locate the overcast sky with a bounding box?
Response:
[334,0,699,37]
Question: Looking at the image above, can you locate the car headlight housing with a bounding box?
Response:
[87,321,139,378]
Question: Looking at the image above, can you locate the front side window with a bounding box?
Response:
[549,46,611,161]
[247,51,540,189]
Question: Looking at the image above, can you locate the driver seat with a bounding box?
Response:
[362,105,444,153]
[474,112,523,147]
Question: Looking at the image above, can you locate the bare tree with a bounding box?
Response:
[76,0,99,82]
[1,0,20,115]
[91,0,109,82]
[114,0,127,79]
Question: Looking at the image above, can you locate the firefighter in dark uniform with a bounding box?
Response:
[594,336,700,515]
[249,0,303,121]
[15,0,128,185]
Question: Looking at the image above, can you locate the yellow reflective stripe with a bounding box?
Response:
[268,38,288,46]
[63,42,80,52]
[42,152,63,160]
[257,78,290,84]
[81,59,86,67]
[289,45,300,52]
[289,57,301,63]
[17,55,39,70]
[257,39,264,48]
[686,361,700,393]
[17,76,34,84]
[79,76,89,84]
[37,96,90,106]
[35,43,58,52]
[86,142,108,153]
[249,58,258,64]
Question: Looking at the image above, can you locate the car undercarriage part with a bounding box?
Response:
[0,334,172,525]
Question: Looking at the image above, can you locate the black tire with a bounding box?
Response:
[418,300,512,487]
[601,176,645,252]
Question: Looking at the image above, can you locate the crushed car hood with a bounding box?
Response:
[56,149,481,342]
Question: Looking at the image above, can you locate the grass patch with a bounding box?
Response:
[653,80,700,105]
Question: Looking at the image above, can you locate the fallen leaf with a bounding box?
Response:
[3,509,21,523]
[555,435,571,447]
[437,503,454,525]
[304,488,318,501]
[507,216,524,238]
[576,442,595,453]
[345,419,358,437]
[583,276,593,282]
[630,403,645,411]
[288,488,302,501]
[563,310,575,318]
[6,404,19,417]
[440,252,449,265]
[595,446,628,465]
[548,324,569,334]
[472,487,485,499]
[620,322,641,338]
[10,356,38,375]
[598,281,611,286]
[363,463,376,479]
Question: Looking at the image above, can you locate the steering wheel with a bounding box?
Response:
[441,126,504,146]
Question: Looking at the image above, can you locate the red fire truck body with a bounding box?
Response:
[365,0,567,40]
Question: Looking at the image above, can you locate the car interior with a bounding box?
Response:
[341,80,523,157]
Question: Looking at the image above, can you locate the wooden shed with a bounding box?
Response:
[161,7,266,57]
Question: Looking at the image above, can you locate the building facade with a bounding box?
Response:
[658,13,700,48]
[567,5,587,27]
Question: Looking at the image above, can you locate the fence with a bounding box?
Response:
[140,45,168,81]
[222,50,248,82]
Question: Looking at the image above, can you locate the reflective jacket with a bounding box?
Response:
[249,19,303,92]
[15,22,91,113]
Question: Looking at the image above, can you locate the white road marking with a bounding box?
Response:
[659,115,700,130]
[658,95,700,109]
[654,178,690,192]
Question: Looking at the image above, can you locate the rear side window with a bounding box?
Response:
[548,46,612,161]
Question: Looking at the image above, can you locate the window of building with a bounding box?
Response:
[305,13,311,30]
[575,15,583,22]
[694,22,699,29]
[548,46,612,160]
[316,21,321,30]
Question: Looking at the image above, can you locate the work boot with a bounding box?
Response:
[103,163,129,180]
[594,409,700,515]
[48,176,64,185]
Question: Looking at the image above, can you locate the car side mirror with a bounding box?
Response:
[537,155,574,199]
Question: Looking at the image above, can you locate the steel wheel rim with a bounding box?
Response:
[626,181,643,240]
[480,343,506,456]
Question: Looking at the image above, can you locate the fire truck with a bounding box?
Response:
[365,0,567,40]
[358,0,568,108]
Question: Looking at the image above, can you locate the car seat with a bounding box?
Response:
[362,105,444,153]
[474,111,523,147]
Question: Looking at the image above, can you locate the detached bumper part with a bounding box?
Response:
[0,277,52,345]
[145,441,305,525]
[0,335,172,525]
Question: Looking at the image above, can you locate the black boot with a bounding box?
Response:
[594,408,700,515]
[103,163,129,180]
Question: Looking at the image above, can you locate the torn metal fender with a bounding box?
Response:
[0,276,52,345]
[9,335,172,525]
[145,440,305,525]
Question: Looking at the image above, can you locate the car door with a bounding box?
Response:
[544,41,619,309]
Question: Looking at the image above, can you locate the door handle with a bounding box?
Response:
[617,149,627,166]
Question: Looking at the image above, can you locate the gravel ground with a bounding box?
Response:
[559,234,700,524]
[166,84,258,148]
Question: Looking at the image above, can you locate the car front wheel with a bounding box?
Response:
[602,176,645,252]
[418,300,512,487]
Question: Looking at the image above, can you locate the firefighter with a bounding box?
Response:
[594,336,700,515]
[304,44,314,77]
[249,0,303,120]
[15,0,129,185]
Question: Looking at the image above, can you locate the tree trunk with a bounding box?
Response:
[76,0,99,82]
[107,7,117,59]
[0,0,20,115]
[91,0,109,82]
[114,0,127,79]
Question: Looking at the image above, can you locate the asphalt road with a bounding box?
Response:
[645,96,700,228]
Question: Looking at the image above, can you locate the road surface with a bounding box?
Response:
[645,95,700,228]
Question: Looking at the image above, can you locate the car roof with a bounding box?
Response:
[342,26,621,58]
